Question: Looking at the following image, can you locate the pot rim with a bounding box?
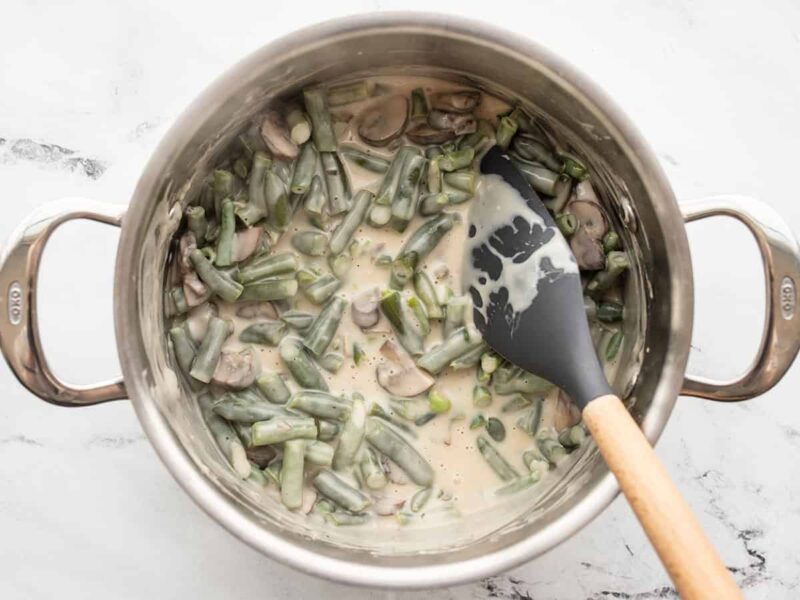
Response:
[114,11,692,588]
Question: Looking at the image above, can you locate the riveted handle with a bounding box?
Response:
[681,195,800,401]
[0,198,127,406]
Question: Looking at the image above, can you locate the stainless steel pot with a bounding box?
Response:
[1,13,798,589]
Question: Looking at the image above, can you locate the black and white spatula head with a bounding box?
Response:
[463,146,611,408]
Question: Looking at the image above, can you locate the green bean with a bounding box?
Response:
[280,439,305,509]
[351,342,365,366]
[414,412,437,426]
[556,213,578,237]
[340,146,390,173]
[303,273,342,305]
[596,301,624,323]
[376,146,420,206]
[251,416,317,446]
[547,174,573,214]
[438,147,474,172]
[412,271,443,319]
[324,510,370,526]
[559,151,589,180]
[286,108,311,145]
[239,277,298,302]
[313,469,371,512]
[390,154,426,232]
[333,394,366,470]
[169,325,197,383]
[458,119,494,150]
[501,393,533,413]
[237,252,298,284]
[303,88,337,152]
[246,462,268,487]
[189,317,232,383]
[238,320,286,346]
[233,157,249,179]
[316,351,342,372]
[213,388,289,422]
[485,417,506,442]
[389,254,415,290]
[367,204,392,227]
[255,371,291,404]
[279,337,329,391]
[603,231,621,253]
[410,87,428,118]
[493,365,554,396]
[265,170,291,231]
[398,213,459,270]
[559,425,586,450]
[296,267,319,288]
[493,470,542,496]
[280,310,315,331]
[427,156,442,193]
[480,352,500,375]
[264,459,282,487]
[495,116,519,150]
[517,398,543,437]
[214,199,236,267]
[213,169,242,219]
[470,414,487,429]
[388,397,429,422]
[537,436,567,465]
[419,192,448,216]
[365,417,433,486]
[317,420,340,442]
[427,389,451,414]
[476,435,518,481]
[303,175,329,229]
[329,190,373,255]
[198,181,215,214]
[512,135,563,171]
[473,384,492,407]
[511,159,559,196]
[289,390,351,421]
[327,80,373,106]
[417,325,483,374]
[290,144,317,195]
[445,190,472,205]
[321,152,349,216]
[198,394,250,478]
[406,295,429,337]
[189,249,243,302]
[586,252,630,294]
[186,206,208,245]
[304,440,335,466]
[443,170,476,193]
[170,287,189,315]
[360,447,388,490]
[380,290,425,355]
[291,230,328,256]
[449,343,485,369]
[605,330,624,361]
[327,253,351,279]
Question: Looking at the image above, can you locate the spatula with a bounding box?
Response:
[464,146,741,599]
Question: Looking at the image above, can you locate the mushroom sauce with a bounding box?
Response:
[165,75,629,528]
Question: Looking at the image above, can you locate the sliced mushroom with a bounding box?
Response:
[570,229,606,271]
[430,90,481,113]
[553,390,582,430]
[260,111,299,160]
[358,96,409,147]
[178,231,197,274]
[351,287,380,329]
[573,180,600,204]
[185,302,218,342]
[376,340,435,397]
[427,110,477,135]
[212,347,261,389]
[183,272,211,307]
[236,301,278,320]
[405,121,456,145]
[231,226,264,263]
[568,200,608,240]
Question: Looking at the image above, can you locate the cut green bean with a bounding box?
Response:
[596,301,624,323]
[329,190,373,254]
[303,175,329,229]
[352,342,366,366]
[340,146,390,173]
[365,417,433,486]
[239,277,298,302]
[313,469,371,512]
[198,394,250,478]
[189,250,243,302]
[413,271,443,319]
[215,198,236,267]
[213,388,289,422]
[328,253,352,278]
[288,390,351,421]
[317,420,340,442]
[473,384,492,408]
[303,88,337,152]
[290,143,317,195]
[279,337,329,391]
[305,440,335,466]
[376,146,419,206]
[327,80,373,106]
[398,213,459,269]
[380,289,425,355]
[319,352,344,373]
[169,325,197,382]
[501,394,533,413]
[186,206,208,245]
[321,152,349,216]
[511,159,559,196]
[427,156,442,193]
[438,147,474,172]
[239,320,287,346]
[281,439,305,510]
[470,414,487,429]
[443,170,476,193]
[255,371,291,404]
[246,461,268,487]
[586,252,629,294]
[291,230,329,256]
[537,436,567,465]
[213,169,242,219]
[480,352,500,375]
[264,459,282,487]
[170,287,189,315]
[495,116,519,150]
[605,330,623,361]
[512,134,563,171]
[360,447,388,490]
[449,343,485,369]
[390,154,426,232]
[237,252,298,284]
[517,398,543,437]
[389,254,415,290]
[265,170,291,231]
[417,325,483,374]
[556,213,578,237]
[419,192,448,216]
[367,204,392,227]
[410,87,428,118]
[286,108,311,145]
[280,310,315,331]
[189,317,232,383]
[559,425,586,449]
[251,416,317,446]
[445,190,472,205]
[603,231,621,253]
[407,295,430,336]
[485,417,506,442]
[493,365,554,396]
[493,470,541,497]
[303,273,342,305]
[476,435,519,481]
[414,412,437,426]
[427,389,451,414]
[333,394,366,470]
[559,152,589,180]
[368,403,418,439]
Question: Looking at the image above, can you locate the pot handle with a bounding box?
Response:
[681,195,800,401]
[0,198,127,406]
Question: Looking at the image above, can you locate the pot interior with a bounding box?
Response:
[120,19,685,571]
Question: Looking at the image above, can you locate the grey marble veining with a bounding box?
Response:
[1,1,799,598]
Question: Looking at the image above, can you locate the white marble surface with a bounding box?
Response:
[1,1,799,598]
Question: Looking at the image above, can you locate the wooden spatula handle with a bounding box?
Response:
[583,394,742,599]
